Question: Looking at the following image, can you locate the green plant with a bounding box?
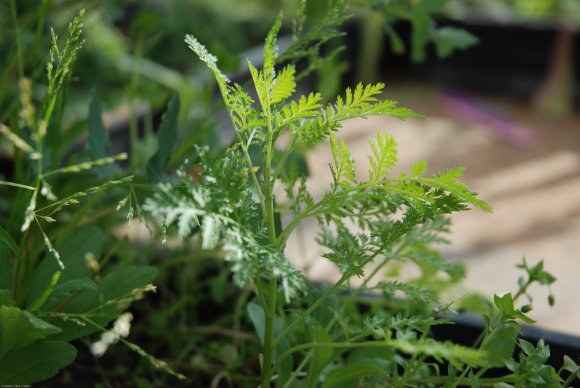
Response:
[0,10,183,384]
[143,5,579,387]
[353,0,479,82]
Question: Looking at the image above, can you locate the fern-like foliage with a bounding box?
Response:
[329,134,357,190]
[368,132,398,182]
[294,83,421,144]
[143,5,576,387]
[143,149,305,301]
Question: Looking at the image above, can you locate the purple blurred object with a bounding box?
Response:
[443,92,536,146]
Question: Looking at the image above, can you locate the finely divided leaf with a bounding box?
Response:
[368,132,398,182]
[201,215,222,250]
[330,135,357,189]
[333,83,422,122]
[411,160,428,177]
[392,337,491,369]
[185,34,229,84]
[271,65,296,104]
[420,168,492,212]
[292,83,420,145]
[263,12,283,78]
[277,92,322,127]
[248,61,270,113]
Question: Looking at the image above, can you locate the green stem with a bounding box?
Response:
[563,370,579,387]
[281,352,312,388]
[260,80,279,387]
[261,277,277,386]
[215,82,265,213]
[272,274,348,349]
[276,202,321,246]
[272,138,296,183]
[0,181,36,191]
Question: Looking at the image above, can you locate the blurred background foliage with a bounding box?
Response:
[0,0,486,159]
[1,0,578,385]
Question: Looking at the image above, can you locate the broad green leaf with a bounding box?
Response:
[98,265,158,301]
[432,27,478,59]
[83,94,117,177]
[519,339,536,356]
[0,225,18,256]
[28,271,61,312]
[0,340,76,384]
[321,364,385,388]
[247,300,265,344]
[494,293,515,316]
[410,12,430,62]
[38,278,98,312]
[563,355,579,374]
[246,300,293,383]
[345,347,395,372]
[146,94,181,182]
[482,324,517,367]
[0,249,14,291]
[86,93,110,160]
[0,306,61,357]
[26,227,108,307]
[468,370,480,388]
[306,324,335,388]
[416,0,447,13]
[132,135,158,170]
[384,24,405,55]
[512,310,536,324]
[51,265,158,342]
[0,291,15,307]
[493,293,535,323]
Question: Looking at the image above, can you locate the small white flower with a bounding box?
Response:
[113,312,133,338]
[90,341,108,357]
[89,313,134,357]
[102,331,119,345]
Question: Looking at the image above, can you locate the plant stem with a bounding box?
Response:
[281,352,312,388]
[215,81,266,214]
[261,278,277,387]
[563,370,579,387]
[0,181,36,191]
[272,274,348,349]
[261,95,279,387]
